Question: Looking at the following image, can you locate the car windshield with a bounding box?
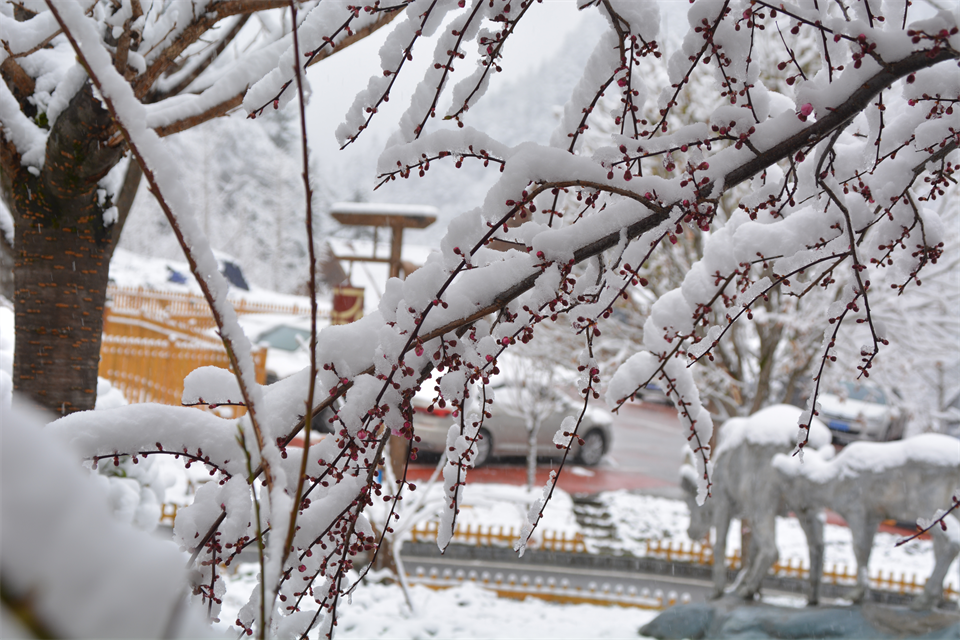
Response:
[840,381,887,405]
[257,325,311,351]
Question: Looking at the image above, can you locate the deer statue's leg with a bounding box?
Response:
[797,507,825,606]
[912,514,960,610]
[735,509,778,600]
[711,499,732,599]
[846,513,877,603]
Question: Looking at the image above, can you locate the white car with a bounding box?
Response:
[412,377,613,467]
[817,381,904,444]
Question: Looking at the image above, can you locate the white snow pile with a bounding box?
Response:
[181,365,245,406]
[88,379,174,532]
[1,320,171,533]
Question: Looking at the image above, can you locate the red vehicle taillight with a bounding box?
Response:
[414,405,452,418]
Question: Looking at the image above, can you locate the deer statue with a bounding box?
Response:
[774,433,960,609]
[680,404,833,603]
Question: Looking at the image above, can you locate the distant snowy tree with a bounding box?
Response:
[117,110,317,293]
[495,351,570,489]
[2,1,958,638]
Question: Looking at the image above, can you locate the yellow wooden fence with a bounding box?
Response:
[99,287,277,413]
[99,335,267,408]
[409,520,587,553]
[642,537,958,600]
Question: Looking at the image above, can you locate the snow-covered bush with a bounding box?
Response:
[2,0,958,638]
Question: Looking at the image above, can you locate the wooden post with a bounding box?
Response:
[328,204,437,482]
[389,222,404,279]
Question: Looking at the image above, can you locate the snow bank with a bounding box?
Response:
[220,573,660,639]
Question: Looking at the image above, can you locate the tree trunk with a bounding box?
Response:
[4,85,124,415]
[526,418,541,491]
[105,158,143,261]
[750,320,785,415]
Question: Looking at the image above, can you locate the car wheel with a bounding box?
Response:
[576,429,605,466]
[471,428,493,468]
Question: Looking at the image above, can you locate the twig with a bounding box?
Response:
[896,497,960,547]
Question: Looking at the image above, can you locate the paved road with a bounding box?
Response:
[406,400,689,497]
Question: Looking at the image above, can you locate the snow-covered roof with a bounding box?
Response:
[108,248,317,310]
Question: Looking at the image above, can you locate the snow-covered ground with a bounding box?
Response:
[207,481,957,639]
[218,569,662,639]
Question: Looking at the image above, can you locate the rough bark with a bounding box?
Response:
[8,85,123,414]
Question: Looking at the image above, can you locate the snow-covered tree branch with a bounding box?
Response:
[2,0,957,637]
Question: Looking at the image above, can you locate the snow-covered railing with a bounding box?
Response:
[407,564,689,611]
[158,501,959,605]
[645,538,716,566]
[107,285,318,327]
[408,527,960,602]
[170,501,960,606]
